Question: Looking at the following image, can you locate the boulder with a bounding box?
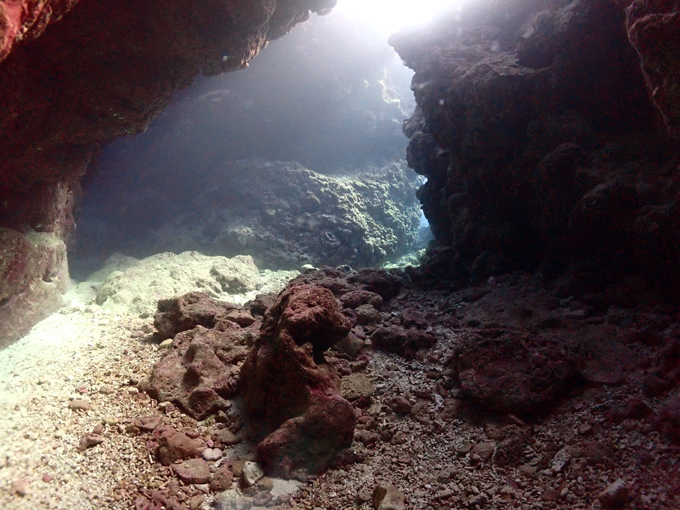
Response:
[239,283,356,478]
[452,331,583,414]
[141,324,252,420]
[154,291,239,341]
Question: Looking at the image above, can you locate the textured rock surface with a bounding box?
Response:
[627,0,680,137]
[390,0,679,292]
[0,228,69,347]
[115,159,421,270]
[239,283,356,477]
[94,252,260,316]
[154,292,239,341]
[142,322,254,421]
[0,0,335,346]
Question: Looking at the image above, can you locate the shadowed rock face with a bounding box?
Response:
[0,0,335,347]
[390,0,680,293]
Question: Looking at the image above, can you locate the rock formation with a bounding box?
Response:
[240,283,356,478]
[108,159,421,271]
[390,0,680,293]
[0,0,335,346]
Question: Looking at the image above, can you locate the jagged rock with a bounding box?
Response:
[239,283,356,478]
[340,290,384,310]
[154,291,240,341]
[141,324,252,420]
[627,0,680,138]
[452,331,583,414]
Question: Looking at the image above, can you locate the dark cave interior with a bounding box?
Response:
[1,0,680,508]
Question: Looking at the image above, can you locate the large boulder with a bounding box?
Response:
[94,251,260,316]
[239,283,356,478]
[141,322,255,420]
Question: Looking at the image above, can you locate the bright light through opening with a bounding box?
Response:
[334,0,461,36]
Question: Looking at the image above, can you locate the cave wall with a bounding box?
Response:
[0,0,336,347]
[390,0,680,294]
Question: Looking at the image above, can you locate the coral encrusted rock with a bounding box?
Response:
[239,283,356,478]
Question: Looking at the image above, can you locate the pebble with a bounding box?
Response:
[69,400,92,411]
[173,459,211,484]
[202,448,223,461]
[130,330,145,338]
[42,473,54,483]
[79,433,105,450]
[133,415,162,431]
[158,339,173,349]
[373,483,406,510]
[242,461,264,487]
[599,479,630,509]
[13,479,29,496]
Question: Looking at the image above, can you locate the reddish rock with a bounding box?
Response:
[173,458,211,485]
[627,0,680,138]
[157,428,205,466]
[78,433,104,450]
[223,309,256,327]
[141,323,251,420]
[340,290,384,310]
[134,415,163,432]
[210,464,234,492]
[153,292,239,341]
[239,283,356,478]
[371,325,436,359]
[452,331,583,414]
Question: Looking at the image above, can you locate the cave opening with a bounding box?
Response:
[69,2,444,281]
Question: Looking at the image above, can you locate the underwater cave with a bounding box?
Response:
[1,0,680,508]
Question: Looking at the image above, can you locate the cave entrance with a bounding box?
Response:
[69,3,450,282]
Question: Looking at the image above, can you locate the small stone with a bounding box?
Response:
[388,395,412,415]
[69,400,92,412]
[13,479,29,496]
[210,465,234,492]
[542,488,561,502]
[78,433,104,450]
[242,461,264,487]
[131,330,145,338]
[102,416,119,425]
[92,423,104,435]
[551,446,571,472]
[231,460,245,478]
[435,489,453,500]
[133,415,162,432]
[471,441,496,462]
[300,264,316,273]
[158,339,173,349]
[357,489,372,503]
[42,473,54,483]
[188,495,204,510]
[215,428,241,445]
[223,309,256,327]
[578,423,594,436]
[599,479,630,509]
[173,459,211,484]
[257,476,274,491]
[373,483,405,510]
[340,373,375,401]
[202,448,223,461]
[99,386,115,395]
